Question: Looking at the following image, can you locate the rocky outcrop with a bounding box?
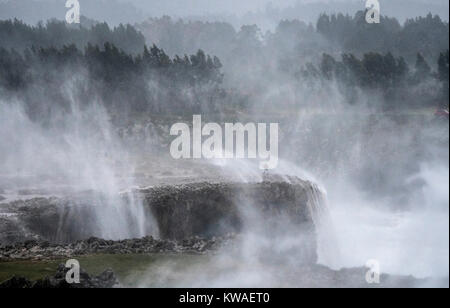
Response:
[0,177,326,263]
[0,197,108,244]
[0,264,118,288]
[0,235,236,261]
[137,178,320,240]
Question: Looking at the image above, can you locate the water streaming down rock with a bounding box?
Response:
[304,182,341,268]
[0,176,331,264]
[87,191,158,241]
[0,192,158,244]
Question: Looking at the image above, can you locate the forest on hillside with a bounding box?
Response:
[0,11,448,121]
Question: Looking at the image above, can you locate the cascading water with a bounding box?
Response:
[0,97,159,242]
[304,183,341,269]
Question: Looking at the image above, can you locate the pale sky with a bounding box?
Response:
[0,0,448,26]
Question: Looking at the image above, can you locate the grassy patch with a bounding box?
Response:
[0,253,210,287]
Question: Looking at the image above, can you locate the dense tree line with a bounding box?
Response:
[135,12,449,105]
[316,12,449,63]
[0,42,225,119]
[137,12,448,65]
[1,10,446,67]
[0,19,145,54]
[301,50,449,109]
[0,14,448,118]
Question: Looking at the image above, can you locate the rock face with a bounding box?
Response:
[139,180,319,240]
[0,177,326,263]
[0,264,118,288]
[0,197,108,244]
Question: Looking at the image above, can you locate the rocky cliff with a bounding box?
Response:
[0,176,326,263]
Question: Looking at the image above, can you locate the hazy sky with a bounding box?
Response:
[0,0,448,26]
[119,0,440,13]
[121,0,449,17]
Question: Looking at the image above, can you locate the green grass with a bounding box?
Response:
[0,253,210,287]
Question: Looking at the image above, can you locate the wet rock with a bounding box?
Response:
[0,197,105,245]
[0,276,33,288]
[0,217,33,244]
[24,240,38,249]
[138,178,321,242]
[0,177,325,265]
[0,234,236,261]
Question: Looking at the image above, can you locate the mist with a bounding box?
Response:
[0,0,448,289]
[0,86,158,240]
